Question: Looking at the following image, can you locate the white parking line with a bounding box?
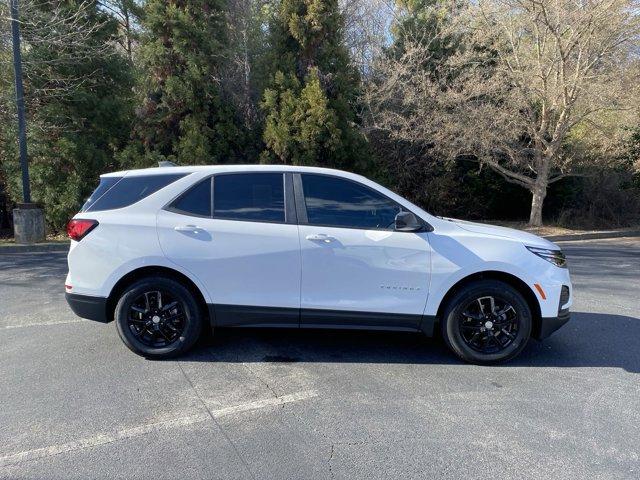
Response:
[0,414,209,468]
[2,319,83,330]
[0,390,317,467]
[213,390,316,417]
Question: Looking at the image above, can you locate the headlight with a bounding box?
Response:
[525,246,567,268]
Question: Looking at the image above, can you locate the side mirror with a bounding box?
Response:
[394,211,423,232]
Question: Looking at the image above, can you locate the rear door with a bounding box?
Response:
[296,173,431,330]
[157,172,301,327]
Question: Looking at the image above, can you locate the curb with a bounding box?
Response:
[545,230,640,242]
[0,242,69,254]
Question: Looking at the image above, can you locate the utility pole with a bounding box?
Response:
[9,0,30,203]
[9,0,44,243]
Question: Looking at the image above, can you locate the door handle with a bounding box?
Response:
[174,225,202,233]
[305,233,335,243]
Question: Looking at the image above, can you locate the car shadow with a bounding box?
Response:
[180,311,640,373]
[510,311,640,372]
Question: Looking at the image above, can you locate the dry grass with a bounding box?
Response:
[0,231,68,245]
[490,221,639,237]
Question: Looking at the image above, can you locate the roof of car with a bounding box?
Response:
[101,164,352,178]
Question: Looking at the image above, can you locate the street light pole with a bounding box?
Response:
[9,0,44,244]
[9,0,31,203]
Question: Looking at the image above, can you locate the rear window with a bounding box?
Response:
[84,174,186,212]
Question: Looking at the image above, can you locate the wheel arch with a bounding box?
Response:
[106,266,211,328]
[435,270,542,336]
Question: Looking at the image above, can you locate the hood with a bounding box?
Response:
[443,218,557,249]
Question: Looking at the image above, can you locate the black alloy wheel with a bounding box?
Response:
[441,280,532,364]
[459,296,519,354]
[127,290,186,348]
[115,276,203,358]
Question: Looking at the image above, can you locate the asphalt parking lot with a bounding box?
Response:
[1,237,639,479]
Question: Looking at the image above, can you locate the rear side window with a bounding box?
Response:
[85,174,186,212]
[81,177,122,212]
[214,173,285,223]
[167,178,212,217]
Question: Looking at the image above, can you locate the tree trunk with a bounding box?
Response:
[528,181,547,227]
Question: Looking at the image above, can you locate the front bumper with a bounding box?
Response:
[533,284,570,339]
[534,309,570,340]
[65,293,109,323]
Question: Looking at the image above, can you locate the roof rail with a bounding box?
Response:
[158,161,177,167]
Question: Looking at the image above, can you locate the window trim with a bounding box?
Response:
[161,170,432,231]
[293,172,430,232]
[283,173,297,225]
[292,173,308,224]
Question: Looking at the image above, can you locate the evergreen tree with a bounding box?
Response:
[261,0,367,170]
[390,0,469,75]
[122,0,243,167]
[0,0,134,230]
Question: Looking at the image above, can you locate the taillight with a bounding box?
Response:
[67,219,98,241]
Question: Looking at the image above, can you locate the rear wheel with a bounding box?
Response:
[114,276,202,359]
[441,280,532,364]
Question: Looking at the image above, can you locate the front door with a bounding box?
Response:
[296,173,431,330]
[157,172,301,327]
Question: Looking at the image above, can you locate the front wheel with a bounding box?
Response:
[441,280,532,364]
[114,276,202,359]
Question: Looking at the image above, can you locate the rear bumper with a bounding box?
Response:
[65,293,109,323]
[534,309,570,340]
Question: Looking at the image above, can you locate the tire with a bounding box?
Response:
[114,276,203,359]
[440,280,532,364]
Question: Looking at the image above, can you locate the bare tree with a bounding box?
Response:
[340,0,396,76]
[98,0,144,61]
[1,1,122,106]
[223,0,268,129]
[367,0,640,225]
[0,0,127,133]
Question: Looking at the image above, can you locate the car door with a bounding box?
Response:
[295,173,431,330]
[157,172,301,327]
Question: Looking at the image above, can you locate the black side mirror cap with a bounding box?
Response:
[394,211,424,232]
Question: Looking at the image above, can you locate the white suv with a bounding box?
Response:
[65,165,571,364]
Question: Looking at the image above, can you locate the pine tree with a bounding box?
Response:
[261,0,367,170]
[123,0,242,167]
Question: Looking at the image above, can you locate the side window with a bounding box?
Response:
[86,174,186,212]
[214,173,285,223]
[168,178,212,217]
[301,174,401,230]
